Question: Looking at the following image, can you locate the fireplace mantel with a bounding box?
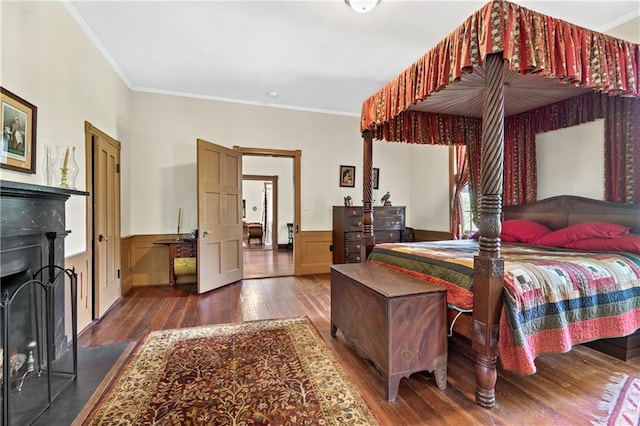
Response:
[1,179,88,339]
[0,180,88,424]
[0,180,89,225]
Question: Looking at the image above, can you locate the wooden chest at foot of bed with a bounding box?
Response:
[583,330,640,361]
[330,263,447,402]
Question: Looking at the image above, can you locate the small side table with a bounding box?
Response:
[154,239,197,286]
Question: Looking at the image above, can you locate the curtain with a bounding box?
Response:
[466,133,481,228]
[451,145,471,238]
[504,113,537,205]
[604,97,640,203]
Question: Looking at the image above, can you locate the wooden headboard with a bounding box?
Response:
[502,195,640,234]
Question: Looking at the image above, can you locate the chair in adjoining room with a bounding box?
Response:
[247,222,263,246]
[287,223,294,250]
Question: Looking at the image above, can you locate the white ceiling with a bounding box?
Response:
[65,0,640,117]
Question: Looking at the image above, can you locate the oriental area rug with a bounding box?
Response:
[593,374,640,426]
[81,317,378,425]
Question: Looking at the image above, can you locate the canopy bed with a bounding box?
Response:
[356,0,640,409]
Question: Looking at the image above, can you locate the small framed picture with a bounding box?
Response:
[0,87,38,173]
[373,168,379,190]
[339,165,355,188]
[1,87,37,174]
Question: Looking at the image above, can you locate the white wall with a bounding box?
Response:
[371,141,413,214]
[605,16,640,42]
[0,1,131,255]
[408,144,451,231]
[242,181,264,224]
[537,119,605,200]
[128,91,413,235]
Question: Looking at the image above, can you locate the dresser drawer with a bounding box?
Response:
[377,207,404,216]
[344,241,364,255]
[374,215,404,230]
[344,251,365,263]
[333,205,404,265]
[345,216,364,231]
[174,243,197,257]
[345,208,363,217]
[375,230,402,243]
[344,232,363,242]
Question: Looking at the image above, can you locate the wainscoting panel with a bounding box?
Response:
[413,229,451,241]
[122,231,334,284]
[124,234,171,287]
[298,231,332,275]
[121,236,133,294]
[66,251,92,334]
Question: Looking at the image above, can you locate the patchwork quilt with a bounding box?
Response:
[369,240,640,374]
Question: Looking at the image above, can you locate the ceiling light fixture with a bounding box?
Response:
[344,0,380,14]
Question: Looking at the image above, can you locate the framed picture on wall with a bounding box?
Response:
[373,168,379,190]
[339,165,355,188]
[1,87,37,174]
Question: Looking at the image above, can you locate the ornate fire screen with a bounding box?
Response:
[1,265,77,426]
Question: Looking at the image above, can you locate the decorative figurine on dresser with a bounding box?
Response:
[332,205,405,264]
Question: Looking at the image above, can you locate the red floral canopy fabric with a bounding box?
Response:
[361,0,639,135]
[360,0,640,204]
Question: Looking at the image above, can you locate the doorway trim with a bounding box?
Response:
[243,175,278,251]
[233,146,301,275]
[84,121,122,319]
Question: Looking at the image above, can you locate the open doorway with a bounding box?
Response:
[242,175,291,278]
[242,175,278,251]
[234,147,301,278]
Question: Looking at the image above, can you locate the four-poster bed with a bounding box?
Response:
[356,0,640,408]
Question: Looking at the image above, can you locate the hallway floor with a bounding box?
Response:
[243,247,293,279]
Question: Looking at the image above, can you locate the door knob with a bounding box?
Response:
[202,230,210,237]
[98,234,108,242]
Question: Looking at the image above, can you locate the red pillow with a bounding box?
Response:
[564,233,640,254]
[535,222,630,247]
[500,220,552,244]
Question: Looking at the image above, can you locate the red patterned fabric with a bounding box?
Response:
[84,318,378,425]
[361,0,640,206]
[564,234,640,255]
[530,92,604,133]
[604,96,640,203]
[535,222,631,247]
[594,374,640,426]
[369,241,640,374]
[451,145,470,239]
[504,113,537,205]
[361,0,640,133]
[500,219,552,244]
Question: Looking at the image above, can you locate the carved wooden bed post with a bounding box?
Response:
[362,129,375,257]
[472,53,506,409]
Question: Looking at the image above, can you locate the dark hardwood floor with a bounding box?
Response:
[77,274,640,425]
[243,246,293,279]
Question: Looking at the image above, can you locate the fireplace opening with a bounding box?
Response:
[1,267,77,426]
[2,268,42,364]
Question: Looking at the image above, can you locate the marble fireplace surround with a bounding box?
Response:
[0,180,87,424]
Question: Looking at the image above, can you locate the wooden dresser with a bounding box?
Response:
[332,205,405,264]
